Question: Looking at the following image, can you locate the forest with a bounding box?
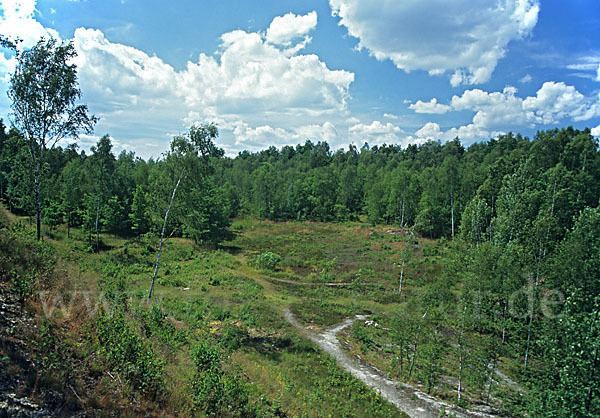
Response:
[1,38,600,417]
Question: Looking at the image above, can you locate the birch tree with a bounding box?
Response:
[8,37,96,240]
[148,123,220,301]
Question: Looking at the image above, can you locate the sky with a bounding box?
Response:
[0,0,599,158]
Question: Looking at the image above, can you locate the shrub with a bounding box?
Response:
[0,223,55,298]
[95,311,164,397]
[352,321,374,349]
[191,341,250,416]
[220,324,249,352]
[138,304,187,348]
[11,269,36,302]
[255,252,281,270]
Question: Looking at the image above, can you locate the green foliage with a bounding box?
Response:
[529,207,600,416]
[220,324,249,352]
[138,304,187,348]
[130,185,150,235]
[255,251,282,270]
[0,222,55,298]
[36,320,66,372]
[8,37,96,240]
[191,340,251,416]
[352,321,374,350]
[42,199,63,230]
[94,310,164,397]
[10,268,36,301]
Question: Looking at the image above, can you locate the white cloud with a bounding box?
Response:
[520,74,533,83]
[566,56,600,81]
[450,86,533,129]
[65,16,355,157]
[449,82,598,128]
[592,124,600,137]
[0,0,59,46]
[0,2,357,157]
[409,98,451,114]
[383,113,398,119]
[329,0,539,85]
[349,120,403,144]
[230,121,339,153]
[0,0,61,132]
[266,11,317,46]
[413,122,491,143]
[522,82,589,123]
[415,122,441,139]
[410,82,600,142]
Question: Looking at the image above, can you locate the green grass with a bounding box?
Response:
[34,218,424,416]
[26,216,536,416]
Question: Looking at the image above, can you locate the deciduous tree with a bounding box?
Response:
[8,38,96,240]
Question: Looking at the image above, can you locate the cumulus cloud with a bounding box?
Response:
[414,122,442,139]
[592,124,600,137]
[349,120,403,144]
[411,82,600,142]
[0,0,59,46]
[230,121,339,153]
[413,121,495,143]
[0,2,358,157]
[266,11,317,46]
[329,0,539,85]
[0,0,60,80]
[73,22,354,116]
[409,98,451,114]
[66,13,354,156]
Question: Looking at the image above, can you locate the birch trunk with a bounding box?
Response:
[451,195,454,238]
[34,161,41,241]
[457,303,467,402]
[95,195,100,253]
[148,170,184,302]
[399,257,405,294]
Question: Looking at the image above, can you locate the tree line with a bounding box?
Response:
[214,128,599,237]
[0,121,231,249]
[2,122,598,244]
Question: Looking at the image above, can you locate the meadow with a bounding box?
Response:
[2,214,528,417]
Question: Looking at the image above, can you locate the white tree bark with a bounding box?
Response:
[148,170,184,302]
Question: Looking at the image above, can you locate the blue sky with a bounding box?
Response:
[0,0,599,158]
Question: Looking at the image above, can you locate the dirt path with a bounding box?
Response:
[284,309,498,418]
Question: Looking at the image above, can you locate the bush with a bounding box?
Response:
[352,321,374,349]
[138,304,187,348]
[11,269,36,301]
[220,325,249,352]
[0,222,55,298]
[95,311,164,397]
[191,341,251,416]
[255,252,281,270]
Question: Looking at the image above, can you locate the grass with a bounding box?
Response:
[5,214,529,416]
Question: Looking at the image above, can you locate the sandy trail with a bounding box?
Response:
[284,309,498,418]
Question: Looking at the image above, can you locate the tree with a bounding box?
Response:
[532,207,600,416]
[148,123,222,301]
[8,37,96,240]
[130,185,150,235]
[60,158,84,238]
[85,135,116,250]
